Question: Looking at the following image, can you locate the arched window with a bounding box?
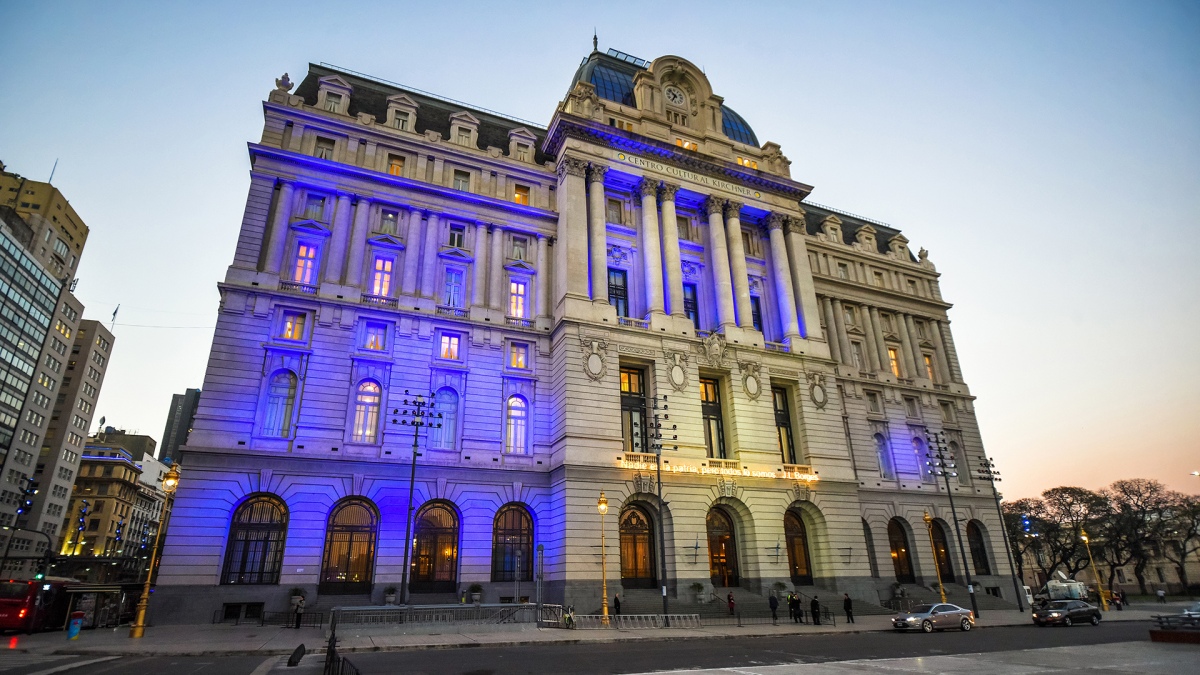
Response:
[785,510,813,585]
[863,519,880,578]
[967,520,992,576]
[263,371,297,437]
[492,504,533,582]
[620,506,656,588]
[505,396,527,455]
[874,434,895,479]
[352,381,382,443]
[221,495,288,585]
[319,498,379,594]
[706,507,739,587]
[930,519,956,582]
[412,502,459,592]
[887,518,915,583]
[428,388,459,450]
[912,437,929,480]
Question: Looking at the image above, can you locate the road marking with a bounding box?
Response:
[250,655,284,675]
[24,656,121,675]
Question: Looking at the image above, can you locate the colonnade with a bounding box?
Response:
[818,295,962,383]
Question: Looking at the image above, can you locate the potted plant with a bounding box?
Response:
[690,582,706,603]
[468,583,483,604]
[289,588,306,606]
[383,586,398,605]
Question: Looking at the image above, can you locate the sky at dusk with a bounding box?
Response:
[1,1,1196,500]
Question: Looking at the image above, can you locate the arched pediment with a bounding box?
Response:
[645,55,716,102]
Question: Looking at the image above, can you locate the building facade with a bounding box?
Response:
[155,51,1014,623]
[160,388,201,462]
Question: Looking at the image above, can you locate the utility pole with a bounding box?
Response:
[394,390,440,606]
[976,457,1025,611]
[926,431,980,618]
[651,394,677,624]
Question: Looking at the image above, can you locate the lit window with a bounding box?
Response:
[609,118,633,132]
[456,128,472,146]
[683,283,700,329]
[608,269,628,317]
[371,256,393,296]
[380,209,398,234]
[314,137,335,160]
[924,355,937,382]
[303,195,325,220]
[447,225,466,249]
[511,236,528,261]
[737,157,759,169]
[509,343,529,369]
[620,367,646,453]
[324,93,342,113]
[509,280,527,317]
[505,396,527,454]
[887,348,901,378]
[773,387,795,464]
[281,312,306,341]
[513,185,530,205]
[439,333,460,360]
[700,378,726,459]
[351,381,381,443]
[387,155,405,176]
[443,269,464,307]
[364,323,387,351]
[675,138,698,151]
[55,320,71,339]
[515,144,530,162]
[606,198,622,224]
[292,244,318,284]
[392,112,410,131]
[263,371,297,437]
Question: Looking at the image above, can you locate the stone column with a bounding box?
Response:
[830,298,854,365]
[783,212,821,339]
[587,164,609,303]
[705,196,736,329]
[659,183,685,317]
[869,307,889,370]
[324,193,354,284]
[821,297,843,364]
[263,180,295,275]
[928,320,954,384]
[344,197,371,289]
[536,234,549,318]
[489,225,506,311]
[418,212,441,298]
[896,313,918,378]
[861,304,882,372]
[765,214,801,340]
[637,178,665,317]
[554,158,590,307]
[723,201,753,328]
[936,320,964,382]
[904,315,926,378]
[471,223,489,308]
[400,209,423,296]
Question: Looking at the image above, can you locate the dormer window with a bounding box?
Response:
[392,112,410,131]
[387,154,405,176]
[675,138,698,151]
[324,93,342,113]
[456,128,471,146]
[515,144,530,162]
[314,137,335,161]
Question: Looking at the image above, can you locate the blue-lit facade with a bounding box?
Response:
[153,50,1015,624]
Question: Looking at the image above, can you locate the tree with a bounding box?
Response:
[1160,492,1200,592]
[1003,498,1043,584]
[1039,487,1106,580]
[1105,479,1173,593]
[1091,489,1137,593]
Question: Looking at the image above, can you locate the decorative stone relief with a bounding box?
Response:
[608,245,630,265]
[699,333,728,368]
[580,336,609,381]
[717,477,738,498]
[807,370,829,409]
[634,473,656,494]
[262,346,310,380]
[790,482,812,503]
[663,350,690,392]
[275,73,293,92]
[681,261,702,279]
[740,361,763,401]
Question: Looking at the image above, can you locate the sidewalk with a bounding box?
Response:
[2,604,1173,659]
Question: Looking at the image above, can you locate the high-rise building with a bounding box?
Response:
[155,52,1015,623]
[160,388,201,462]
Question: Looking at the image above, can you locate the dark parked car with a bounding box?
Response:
[892,603,975,633]
[1032,600,1101,627]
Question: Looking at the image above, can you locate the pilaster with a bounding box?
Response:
[705,196,736,330]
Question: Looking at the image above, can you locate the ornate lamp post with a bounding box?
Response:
[975,457,1026,611]
[1080,529,1109,611]
[597,491,609,626]
[130,462,180,638]
[926,431,980,618]
[923,511,947,603]
[394,390,440,606]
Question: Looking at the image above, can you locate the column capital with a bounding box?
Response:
[724,200,744,218]
[352,195,370,206]
[658,182,680,201]
[767,212,786,232]
[637,178,658,196]
[587,163,609,183]
[557,157,589,179]
[784,215,806,236]
[704,195,725,215]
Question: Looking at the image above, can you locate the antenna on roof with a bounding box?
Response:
[593,30,598,52]
[49,158,59,183]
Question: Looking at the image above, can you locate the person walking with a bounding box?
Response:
[727,592,736,615]
[769,593,779,625]
[1156,588,1166,604]
[788,593,800,623]
[843,593,854,624]
[810,596,821,626]
[614,594,621,616]
[293,595,305,629]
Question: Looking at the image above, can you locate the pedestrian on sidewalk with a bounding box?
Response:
[843,593,854,624]
[811,596,821,626]
[727,592,735,615]
[1120,589,1128,607]
[1156,588,1166,604]
[293,595,305,629]
[788,593,799,623]
[614,594,621,616]
[769,593,779,625]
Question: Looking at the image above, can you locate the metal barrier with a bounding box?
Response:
[210,609,324,627]
[1153,614,1200,630]
[571,614,702,629]
[333,603,557,627]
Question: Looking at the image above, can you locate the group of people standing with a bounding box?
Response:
[765,592,854,625]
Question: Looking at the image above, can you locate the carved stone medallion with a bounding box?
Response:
[580,337,609,381]
[664,350,690,392]
[807,371,828,409]
[740,361,762,401]
[700,333,728,367]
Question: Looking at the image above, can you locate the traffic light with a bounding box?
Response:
[76,500,89,533]
[16,477,38,515]
[1022,515,1032,533]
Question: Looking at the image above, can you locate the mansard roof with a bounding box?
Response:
[800,203,915,260]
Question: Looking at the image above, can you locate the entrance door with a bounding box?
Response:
[888,518,916,584]
[620,506,656,588]
[319,498,378,595]
[930,520,956,583]
[706,507,739,587]
[411,502,459,593]
[785,510,814,585]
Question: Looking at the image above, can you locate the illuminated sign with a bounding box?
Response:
[615,153,762,199]
[618,459,818,482]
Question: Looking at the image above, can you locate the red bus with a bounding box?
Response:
[0,578,73,634]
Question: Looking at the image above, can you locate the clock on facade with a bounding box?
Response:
[664,85,686,107]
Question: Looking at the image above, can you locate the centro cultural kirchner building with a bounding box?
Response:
[154,47,1016,623]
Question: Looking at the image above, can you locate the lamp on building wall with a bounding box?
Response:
[975,457,1025,611]
[597,491,609,626]
[1080,529,1109,611]
[925,431,980,618]
[130,462,180,638]
[923,511,947,603]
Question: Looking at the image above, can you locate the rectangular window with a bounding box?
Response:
[683,283,700,329]
[54,238,70,258]
[44,354,62,373]
[515,144,531,161]
[77,398,92,414]
[439,333,460,360]
[907,279,919,295]
[83,383,97,398]
[446,224,466,249]
[443,269,464,307]
[281,312,306,341]
[513,185,530,205]
[25,409,45,427]
[314,137,335,160]
[456,128,471,146]
[67,432,83,447]
[71,414,87,430]
[750,296,763,333]
[364,323,387,351]
[380,209,399,234]
[851,341,866,371]
[773,387,796,464]
[55,321,71,339]
[509,280,527,317]
[837,263,849,280]
[387,154,405,176]
[887,348,902,378]
[511,236,528,261]
[675,138,698,151]
[939,401,956,424]
[904,396,920,418]
[676,215,692,242]
[392,112,410,130]
[91,351,105,367]
[873,270,886,287]
[371,256,393,296]
[303,195,326,220]
[292,244,318,284]
[323,93,342,113]
[509,342,529,369]
[38,373,56,391]
[609,118,634,132]
[95,336,110,351]
[87,367,101,382]
[607,269,628,318]
[737,157,759,169]
[866,391,883,414]
[606,198,623,225]
[51,339,67,356]
[620,367,647,454]
[924,354,937,382]
[18,429,38,446]
[700,378,727,459]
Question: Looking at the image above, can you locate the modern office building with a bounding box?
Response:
[160,388,201,462]
[155,50,1015,623]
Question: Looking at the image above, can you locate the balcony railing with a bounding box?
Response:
[436,305,469,318]
[505,316,534,328]
[623,452,658,466]
[708,459,738,470]
[279,281,317,295]
[696,329,713,339]
[361,294,398,308]
[764,341,789,353]
[934,383,950,391]
[783,463,814,475]
[617,317,649,330]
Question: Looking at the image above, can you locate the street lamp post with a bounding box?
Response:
[976,457,1025,611]
[926,431,980,618]
[650,394,676,623]
[1080,529,1109,611]
[597,491,609,626]
[923,511,947,603]
[394,390,440,607]
[130,462,180,638]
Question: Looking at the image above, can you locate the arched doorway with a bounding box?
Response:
[930,520,956,583]
[785,510,814,585]
[411,502,459,593]
[620,505,656,588]
[707,507,739,587]
[319,498,378,595]
[491,503,533,582]
[888,518,916,584]
[967,520,992,576]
